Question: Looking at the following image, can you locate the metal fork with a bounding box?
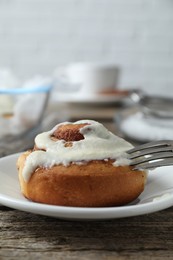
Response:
[127,140,173,170]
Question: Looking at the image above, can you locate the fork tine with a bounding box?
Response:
[129,151,173,166]
[133,158,173,170]
[128,146,173,159]
[127,140,173,170]
[127,140,173,154]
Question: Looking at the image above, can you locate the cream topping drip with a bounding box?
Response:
[22,120,133,182]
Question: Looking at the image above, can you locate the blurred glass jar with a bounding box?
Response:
[0,85,52,155]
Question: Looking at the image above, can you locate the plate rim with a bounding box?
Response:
[53,91,126,104]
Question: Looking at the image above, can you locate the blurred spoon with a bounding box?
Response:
[129,90,173,119]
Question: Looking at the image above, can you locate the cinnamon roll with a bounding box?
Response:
[17,120,147,207]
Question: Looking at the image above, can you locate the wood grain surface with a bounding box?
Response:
[0,205,173,260]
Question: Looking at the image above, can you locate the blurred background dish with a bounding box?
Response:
[0,82,52,156]
[53,62,120,96]
[115,102,173,143]
[138,95,173,119]
[52,88,132,105]
[130,90,173,118]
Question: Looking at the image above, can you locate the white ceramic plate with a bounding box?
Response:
[53,92,126,105]
[0,153,173,220]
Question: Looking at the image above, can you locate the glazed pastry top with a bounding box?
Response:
[22,120,133,182]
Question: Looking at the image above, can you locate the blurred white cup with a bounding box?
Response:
[54,62,120,95]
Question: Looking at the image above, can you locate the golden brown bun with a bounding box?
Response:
[17,156,147,207]
[17,122,147,207]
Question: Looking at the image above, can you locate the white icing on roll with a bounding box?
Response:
[22,120,133,182]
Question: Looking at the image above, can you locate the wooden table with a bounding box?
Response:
[1,206,173,260]
[0,103,173,260]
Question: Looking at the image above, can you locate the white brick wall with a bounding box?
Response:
[0,0,173,95]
